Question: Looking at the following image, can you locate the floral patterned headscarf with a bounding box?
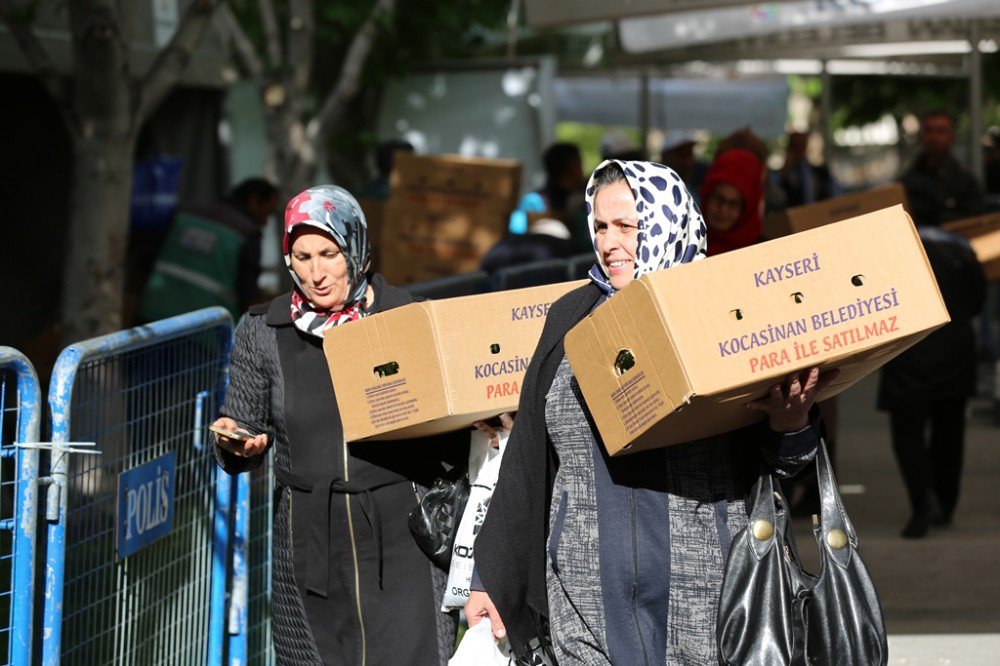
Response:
[584,159,707,295]
[283,185,372,338]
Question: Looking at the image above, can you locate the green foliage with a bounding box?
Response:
[831,75,968,129]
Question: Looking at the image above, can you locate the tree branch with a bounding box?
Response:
[259,0,282,68]
[312,0,395,143]
[137,0,222,123]
[0,0,65,103]
[286,0,314,95]
[217,4,264,79]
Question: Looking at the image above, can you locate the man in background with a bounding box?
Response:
[773,131,840,209]
[137,178,279,322]
[901,111,983,227]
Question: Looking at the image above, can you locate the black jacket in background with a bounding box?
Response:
[878,228,987,409]
[901,152,983,227]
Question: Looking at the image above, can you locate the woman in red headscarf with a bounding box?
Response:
[699,148,766,256]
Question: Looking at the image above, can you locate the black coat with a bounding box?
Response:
[215,274,465,665]
[878,229,987,409]
[901,152,984,228]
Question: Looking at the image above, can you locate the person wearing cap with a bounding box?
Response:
[599,128,646,162]
[659,129,707,202]
[210,184,466,665]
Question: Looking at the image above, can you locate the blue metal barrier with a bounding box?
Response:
[244,453,274,665]
[42,308,234,665]
[0,348,40,666]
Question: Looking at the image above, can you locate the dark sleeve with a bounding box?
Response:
[236,233,263,312]
[470,567,485,592]
[215,313,272,474]
[963,171,985,217]
[757,404,823,479]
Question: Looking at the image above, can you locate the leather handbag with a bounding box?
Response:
[407,471,470,571]
[717,440,888,665]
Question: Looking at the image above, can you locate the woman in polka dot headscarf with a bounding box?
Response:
[583,158,707,296]
[471,161,834,665]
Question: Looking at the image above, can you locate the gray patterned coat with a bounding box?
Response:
[476,283,819,665]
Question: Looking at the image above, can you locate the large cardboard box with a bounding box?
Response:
[942,212,1000,281]
[762,183,908,239]
[324,280,585,441]
[379,153,522,285]
[565,205,948,456]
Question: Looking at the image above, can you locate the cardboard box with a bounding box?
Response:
[379,153,522,284]
[324,280,585,441]
[565,205,948,456]
[762,183,908,239]
[942,212,1000,281]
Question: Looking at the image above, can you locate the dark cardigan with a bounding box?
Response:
[475,283,605,656]
[475,282,819,659]
[215,273,465,665]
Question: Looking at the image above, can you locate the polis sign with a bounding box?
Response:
[116,452,176,560]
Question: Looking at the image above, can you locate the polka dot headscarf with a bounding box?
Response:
[584,159,707,295]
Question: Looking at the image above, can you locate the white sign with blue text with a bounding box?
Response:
[116,452,176,560]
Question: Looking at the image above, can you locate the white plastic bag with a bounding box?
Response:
[449,617,514,666]
[440,427,508,610]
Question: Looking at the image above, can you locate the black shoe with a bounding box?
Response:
[930,511,953,527]
[901,515,929,539]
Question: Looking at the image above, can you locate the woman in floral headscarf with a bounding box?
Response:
[211,185,465,665]
[467,161,833,665]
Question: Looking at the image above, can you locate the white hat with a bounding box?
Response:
[600,129,636,157]
[661,129,698,153]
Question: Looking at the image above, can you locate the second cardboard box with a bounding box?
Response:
[325,280,585,441]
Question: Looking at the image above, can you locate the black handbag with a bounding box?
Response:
[717,440,888,665]
[407,472,470,571]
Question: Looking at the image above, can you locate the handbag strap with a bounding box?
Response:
[747,471,779,560]
[815,437,857,568]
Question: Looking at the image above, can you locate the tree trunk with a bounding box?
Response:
[61,132,135,344]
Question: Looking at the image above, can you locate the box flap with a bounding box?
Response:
[323,303,449,441]
[762,182,908,239]
[426,280,588,416]
[566,279,693,453]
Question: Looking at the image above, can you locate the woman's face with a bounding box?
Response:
[290,228,351,310]
[593,180,640,291]
[704,182,744,233]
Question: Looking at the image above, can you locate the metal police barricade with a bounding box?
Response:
[243,452,275,665]
[0,348,41,665]
[42,309,234,665]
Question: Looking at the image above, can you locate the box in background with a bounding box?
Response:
[358,198,386,272]
[566,205,948,456]
[324,280,585,441]
[378,153,522,285]
[942,212,1000,281]
[762,183,908,239]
